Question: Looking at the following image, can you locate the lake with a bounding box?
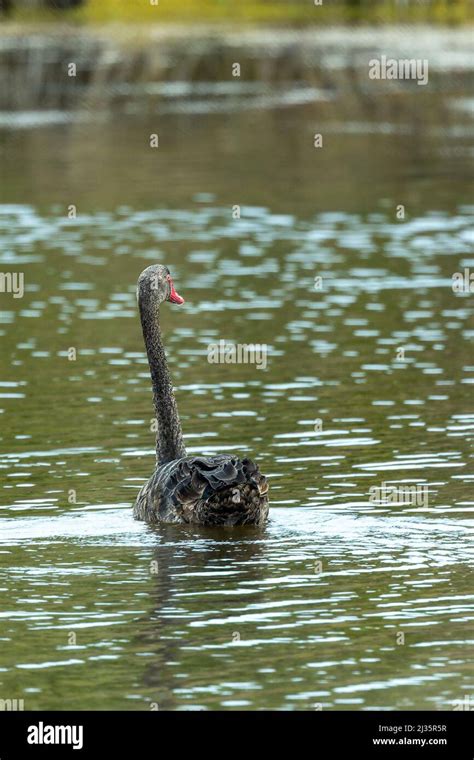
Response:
[0,58,473,710]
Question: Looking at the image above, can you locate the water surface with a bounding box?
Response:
[0,76,473,710]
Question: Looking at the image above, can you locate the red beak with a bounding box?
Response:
[169,278,185,305]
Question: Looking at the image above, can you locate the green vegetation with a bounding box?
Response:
[5,0,474,26]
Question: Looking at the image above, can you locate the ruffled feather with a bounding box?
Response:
[134,454,269,526]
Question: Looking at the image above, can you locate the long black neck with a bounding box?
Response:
[139,299,186,465]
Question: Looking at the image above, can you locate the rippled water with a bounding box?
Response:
[0,79,473,710]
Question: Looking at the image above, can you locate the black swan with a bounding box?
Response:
[133,264,269,526]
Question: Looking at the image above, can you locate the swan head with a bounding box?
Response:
[137,264,185,308]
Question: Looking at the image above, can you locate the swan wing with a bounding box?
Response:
[134,455,268,525]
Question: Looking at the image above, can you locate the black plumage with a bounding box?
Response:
[133,265,269,527]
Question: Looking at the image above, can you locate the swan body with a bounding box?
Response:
[134,454,268,526]
[133,265,269,526]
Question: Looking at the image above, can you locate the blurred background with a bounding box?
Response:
[0,0,473,23]
[0,0,473,712]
